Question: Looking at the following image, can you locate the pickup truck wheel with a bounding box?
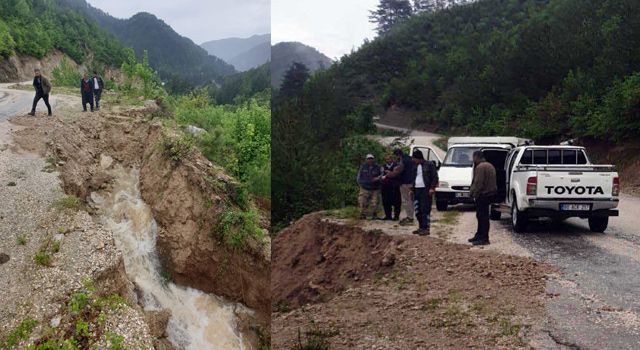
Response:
[588,217,608,233]
[511,200,528,233]
[490,209,501,220]
[436,200,448,212]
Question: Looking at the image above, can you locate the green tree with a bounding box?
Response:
[369,0,414,35]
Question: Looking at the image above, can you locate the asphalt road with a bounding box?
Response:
[376,123,640,349]
[0,83,59,121]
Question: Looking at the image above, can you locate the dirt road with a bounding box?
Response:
[375,124,640,349]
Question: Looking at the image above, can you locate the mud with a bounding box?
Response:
[272,213,554,349]
[10,104,271,340]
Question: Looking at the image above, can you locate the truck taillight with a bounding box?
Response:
[613,177,620,196]
[526,176,537,196]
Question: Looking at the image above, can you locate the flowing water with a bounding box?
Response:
[93,166,250,350]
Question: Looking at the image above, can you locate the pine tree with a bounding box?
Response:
[278,62,310,99]
[369,0,414,35]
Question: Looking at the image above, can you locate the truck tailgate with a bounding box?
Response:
[536,167,615,199]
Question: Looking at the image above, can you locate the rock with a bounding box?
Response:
[50,316,61,328]
[99,154,114,170]
[145,309,171,338]
[183,125,206,136]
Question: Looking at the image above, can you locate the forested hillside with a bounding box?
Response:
[57,0,236,90]
[273,0,640,225]
[271,42,333,88]
[0,0,126,66]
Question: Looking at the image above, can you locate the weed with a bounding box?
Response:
[16,233,28,245]
[367,228,384,236]
[292,325,336,350]
[7,181,16,186]
[52,240,61,253]
[439,210,460,225]
[69,292,90,315]
[53,195,81,211]
[498,318,521,337]
[160,134,194,163]
[1,318,37,348]
[274,299,291,313]
[74,320,90,338]
[34,251,52,266]
[57,227,67,235]
[424,297,443,311]
[434,137,448,151]
[107,332,125,350]
[214,209,264,249]
[326,206,360,220]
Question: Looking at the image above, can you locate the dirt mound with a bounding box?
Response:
[11,106,271,332]
[273,213,554,349]
[0,51,76,83]
[272,213,395,308]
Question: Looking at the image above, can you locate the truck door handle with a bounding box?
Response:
[571,179,580,182]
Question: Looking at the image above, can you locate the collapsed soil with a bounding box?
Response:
[10,104,271,343]
[272,213,554,349]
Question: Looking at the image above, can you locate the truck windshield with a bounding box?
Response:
[443,147,479,166]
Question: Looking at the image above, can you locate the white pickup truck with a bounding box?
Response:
[492,145,620,233]
[433,137,532,211]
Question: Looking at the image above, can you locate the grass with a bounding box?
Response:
[53,195,82,211]
[7,181,16,187]
[292,324,338,350]
[107,332,125,350]
[375,126,408,137]
[213,209,264,249]
[160,134,194,164]
[498,318,522,337]
[1,317,37,349]
[424,297,444,311]
[433,137,448,151]
[326,206,362,225]
[52,240,61,253]
[34,250,52,266]
[16,233,28,245]
[439,210,460,225]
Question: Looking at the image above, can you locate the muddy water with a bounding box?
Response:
[94,167,250,350]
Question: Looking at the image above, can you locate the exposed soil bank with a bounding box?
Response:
[11,105,271,339]
[272,213,554,349]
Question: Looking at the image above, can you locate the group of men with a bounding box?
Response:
[28,68,104,117]
[357,148,497,245]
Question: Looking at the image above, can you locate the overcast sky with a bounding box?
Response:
[86,0,270,44]
[272,0,378,59]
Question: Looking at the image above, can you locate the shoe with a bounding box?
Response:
[48,113,52,117]
[472,240,490,246]
[399,218,414,226]
[412,229,421,235]
[382,217,391,221]
[371,216,382,221]
[359,214,366,220]
[27,112,35,116]
[419,229,430,236]
[393,216,400,221]
[468,235,479,243]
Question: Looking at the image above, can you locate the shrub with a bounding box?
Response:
[214,210,264,249]
[1,318,37,349]
[16,233,27,245]
[52,57,81,88]
[34,251,51,266]
[53,195,82,211]
[160,135,194,163]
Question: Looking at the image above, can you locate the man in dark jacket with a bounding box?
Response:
[469,150,497,245]
[357,154,383,220]
[411,149,439,235]
[80,73,94,112]
[92,71,104,110]
[28,68,52,117]
[384,149,415,225]
[381,154,402,220]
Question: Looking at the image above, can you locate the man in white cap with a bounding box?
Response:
[356,154,383,219]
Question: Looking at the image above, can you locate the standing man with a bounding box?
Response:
[411,150,438,235]
[92,71,104,111]
[469,150,497,246]
[385,149,415,225]
[381,154,401,220]
[28,68,52,117]
[80,73,94,112]
[357,154,383,220]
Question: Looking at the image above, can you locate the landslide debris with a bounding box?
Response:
[272,213,554,349]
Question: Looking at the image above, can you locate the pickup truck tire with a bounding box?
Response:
[490,209,501,220]
[436,200,448,212]
[588,217,608,233]
[511,200,528,233]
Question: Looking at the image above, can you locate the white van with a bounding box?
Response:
[431,137,532,211]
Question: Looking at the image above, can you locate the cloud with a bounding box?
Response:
[86,0,270,44]
[272,0,378,59]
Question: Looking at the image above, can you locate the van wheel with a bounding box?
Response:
[436,200,448,212]
[490,209,501,221]
[511,200,528,233]
[588,217,608,233]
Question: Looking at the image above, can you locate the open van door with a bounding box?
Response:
[481,148,510,203]
[410,145,443,169]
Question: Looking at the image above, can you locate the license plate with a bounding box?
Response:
[456,192,470,198]
[560,203,591,211]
